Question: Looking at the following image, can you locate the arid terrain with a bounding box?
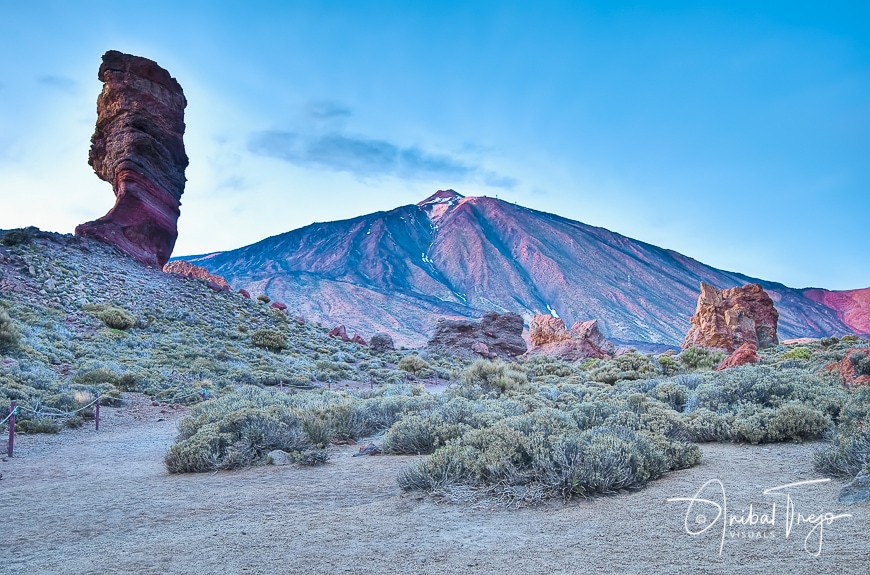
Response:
[1,394,866,575]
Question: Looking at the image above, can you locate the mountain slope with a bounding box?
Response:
[183,191,865,347]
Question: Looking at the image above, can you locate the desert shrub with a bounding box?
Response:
[16,417,60,433]
[397,354,431,375]
[679,347,725,371]
[588,352,654,385]
[524,355,576,378]
[0,307,19,349]
[841,335,859,344]
[657,355,678,376]
[381,413,472,455]
[730,404,830,444]
[1,228,32,247]
[251,329,287,352]
[398,424,671,500]
[463,359,528,393]
[647,382,690,412]
[852,351,870,377]
[782,347,812,361]
[814,387,870,478]
[97,307,135,330]
[820,336,839,348]
[256,295,271,304]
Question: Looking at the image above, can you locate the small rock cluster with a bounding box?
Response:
[526,315,615,361]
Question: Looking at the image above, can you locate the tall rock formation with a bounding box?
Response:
[427,312,527,360]
[682,283,779,352]
[76,50,188,267]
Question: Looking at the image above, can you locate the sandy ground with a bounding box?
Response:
[1,394,868,575]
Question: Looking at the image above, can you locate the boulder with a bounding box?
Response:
[526,316,615,361]
[238,289,251,298]
[427,312,527,360]
[839,471,870,505]
[836,348,870,386]
[369,332,395,353]
[328,325,350,342]
[715,343,759,371]
[270,302,287,311]
[268,450,291,466]
[163,260,229,288]
[682,283,779,353]
[75,50,188,268]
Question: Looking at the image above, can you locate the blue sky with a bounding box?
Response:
[1,1,868,290]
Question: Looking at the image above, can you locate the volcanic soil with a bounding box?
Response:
[1,393,867,575]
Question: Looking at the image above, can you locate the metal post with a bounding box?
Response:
[95,394,100,431]
[7,400,16,457]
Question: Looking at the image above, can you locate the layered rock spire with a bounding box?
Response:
[75,50,188,267]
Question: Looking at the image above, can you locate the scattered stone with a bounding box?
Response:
[716,343,759,371]
[369,332,395,353]
[682,282,779,352]
[1,358,18,368]
[75,50,188,268]
[238,289,251,298]
[294,316,305,325]
[471,341,492,357]
[270,302,287,311]
[353,443,381,457]
[268,450,291,466]
[427,312,527,360]
[206,280,223,292]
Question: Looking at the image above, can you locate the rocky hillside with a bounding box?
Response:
[181,190,867,347]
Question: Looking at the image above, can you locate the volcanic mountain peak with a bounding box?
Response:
[417,189,464,207]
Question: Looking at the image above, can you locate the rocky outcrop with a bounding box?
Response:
[835,348,870,387]
[682,283,779,352]
[163,260,229,288]
[526,315,615,361]
[369,333,395,353]
[427,312,527,360]
[715,343,759,371]
[351,334,368,346]
[76,50,188,268]
[529,315,571,346]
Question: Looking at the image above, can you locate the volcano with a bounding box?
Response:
[181,190,868,347]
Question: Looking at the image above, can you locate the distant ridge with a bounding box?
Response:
[181,191,868,347]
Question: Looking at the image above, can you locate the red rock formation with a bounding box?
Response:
[836,348,870,387]
[526,316,615,361]
[76,50,188,268]
[715,343,759,371]
[270,302,287,311]
[427,312,527,360]
[328,325,350,342]
[351,334,368,346]
[682,283,779,352]
[238,289,251,299]
[529,315,571,346]
[163,260,229,288]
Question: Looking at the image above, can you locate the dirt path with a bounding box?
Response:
[1,395,867,574]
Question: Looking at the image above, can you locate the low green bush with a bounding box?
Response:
[463,359,528,393]
[397,354,431,375]
[251,329,287,352]
[679,347,725,371]
[782,347,812,361]
[0,307,19,349]
[97,307,135,330]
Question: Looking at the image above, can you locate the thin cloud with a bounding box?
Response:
[305,100,351,120]
[249,130,478,181]
[37,75,76,91]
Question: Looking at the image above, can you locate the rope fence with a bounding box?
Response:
[2,387,213,458]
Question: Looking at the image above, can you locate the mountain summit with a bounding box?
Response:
[182,192,868,347]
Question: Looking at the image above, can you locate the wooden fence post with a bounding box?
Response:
[7,400,15,457]
[95,394,100,431]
